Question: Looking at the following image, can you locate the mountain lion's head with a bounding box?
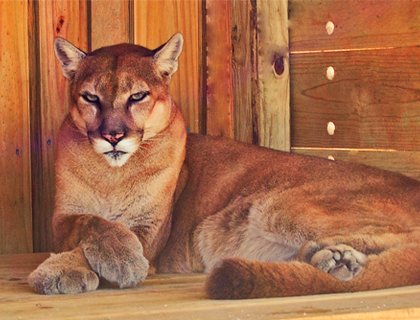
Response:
[54,34,183,167]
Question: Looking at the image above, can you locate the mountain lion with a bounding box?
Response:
[28,34,420,299]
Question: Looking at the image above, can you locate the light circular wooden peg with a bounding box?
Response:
[326,66,335,80]
[327,121,336,135]
[326,21,335,35]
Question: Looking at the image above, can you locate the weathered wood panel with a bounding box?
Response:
[2,253,420,320]
[293,148,420,181]
[208,0,290,149]
[289,0,420,52]
[256,0,290,151]
[291,47,420,150]
[32,0,89,252]
[133,0,201,134]
[205,0,234,138]
[231,0,257,144]
[0,1,32,254]
[90,0,131,50]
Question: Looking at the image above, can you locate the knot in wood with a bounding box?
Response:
[273,56,285,77]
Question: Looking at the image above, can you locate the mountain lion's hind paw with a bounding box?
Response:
[310,244,367,281]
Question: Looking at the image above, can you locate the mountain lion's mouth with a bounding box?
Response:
[92,138,138,167]
[104,150,127,160]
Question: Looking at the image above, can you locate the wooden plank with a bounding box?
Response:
[33,0,89,252]
[0,1,32,254]
[256,0,290,151]
[90,0,131,50]
[205,0,234,138]
[133,0,201,134]
[231,0,257,144]
[2,253,420,319]
[291,47,420,150]
[293,148,420,181]
[289,0,420,52]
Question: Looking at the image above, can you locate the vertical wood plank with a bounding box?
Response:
[0,1,32,253]
[133,0,201,134]
[90,0,131,49]
[231,0,257,144]
[205,0,234,138]
[32,0,89,252]
[256,0,290,151]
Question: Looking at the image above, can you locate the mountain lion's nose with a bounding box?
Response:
[102,131,125,146]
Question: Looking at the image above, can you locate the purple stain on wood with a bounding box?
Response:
[56,16,65,35]
[15,148,20,156]
[35,303,53,309]
[47,139,52,146]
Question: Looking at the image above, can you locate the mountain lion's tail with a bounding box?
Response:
[206,245,420,299]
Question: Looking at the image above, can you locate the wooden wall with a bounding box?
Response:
[0,1,32,254]
[0,0,418,254]
[289,0,420,178]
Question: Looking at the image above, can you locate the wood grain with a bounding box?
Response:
[291,46,420,150]
[90,0,131,50]
[293,148,420,181]
[256,0,290,151]
[2,253,420,319]
[0,1,32,254]
[205,0,234,138]
[289,0,420,52]
[133,0,201,134]
[231,0,257,144]
[32,0,89,252]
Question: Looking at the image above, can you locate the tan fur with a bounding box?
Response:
[29,35,420,299]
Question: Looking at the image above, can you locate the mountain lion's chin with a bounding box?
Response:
[103,151,132,168]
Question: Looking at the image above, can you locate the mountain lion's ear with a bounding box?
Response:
[54,37,87,79]
[153,33,184,78]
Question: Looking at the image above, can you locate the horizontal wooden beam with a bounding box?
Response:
[293,147,420,181]
[289,0,420,52]
[291,46,420,150]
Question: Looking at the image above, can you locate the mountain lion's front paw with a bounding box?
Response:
[28,248,99,294]
[81,223,149,288]
[308,243,367,281]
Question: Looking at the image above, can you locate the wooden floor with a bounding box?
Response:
[1,253,420,319]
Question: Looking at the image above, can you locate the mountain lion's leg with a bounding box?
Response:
[195,195,310,271]
[29,213,149,294]
[28,247,99,294]
[206,244,420,299]
[56,214,149,287]
[298,231,420,281]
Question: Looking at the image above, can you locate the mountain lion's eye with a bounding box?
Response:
[130,91,150,102]
[82,93,99,103]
